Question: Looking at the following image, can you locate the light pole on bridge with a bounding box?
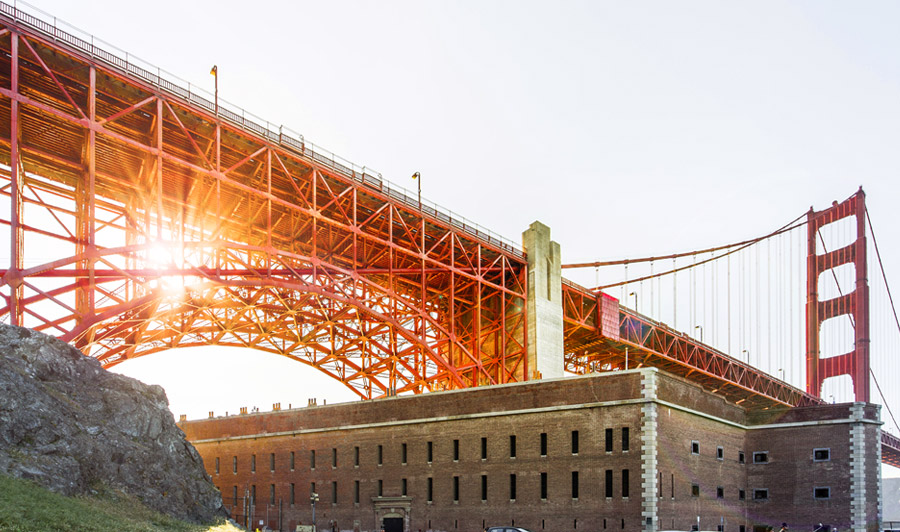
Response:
[209,65,218,118]
[694,325,703,343]
[412,172,421,211]
[628,291,637,313]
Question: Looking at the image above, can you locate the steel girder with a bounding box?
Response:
[0,16,528,398]
[561,279,822,409]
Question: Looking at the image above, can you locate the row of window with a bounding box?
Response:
[690,443,831,464]
[688,484,832,501]
[215,429,632,475]
[219,469,633,506]
[221,479,833,509]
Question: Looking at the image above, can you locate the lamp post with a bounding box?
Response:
[628,291,637,313]
[742,349,749,363]
[694,325,703,343]
[209,65,218,118]
[310,491,319,532]
[411,172,421,210]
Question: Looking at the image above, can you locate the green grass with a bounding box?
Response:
[0,473,242,532]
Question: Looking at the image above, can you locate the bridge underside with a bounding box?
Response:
[0,11,528,398]
[0,3,896,466]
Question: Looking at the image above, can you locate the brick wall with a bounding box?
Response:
[182,369,881,532]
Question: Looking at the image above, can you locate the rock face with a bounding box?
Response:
[0,323,224,523]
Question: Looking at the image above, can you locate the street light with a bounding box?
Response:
[694,325,703,343]
[411,172,421,210]
[628,291,637,312]
[209,65,218,118]
[778,368,785,381]
[310,492,319,532]
[742,349,749,362]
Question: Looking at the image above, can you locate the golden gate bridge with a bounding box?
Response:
[0,1,897,467]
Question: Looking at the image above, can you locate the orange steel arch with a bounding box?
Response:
[0,10,528,398]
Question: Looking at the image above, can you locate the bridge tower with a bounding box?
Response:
[806,188,870,402]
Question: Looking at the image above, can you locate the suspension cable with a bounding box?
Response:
[563,215,807,269]
[590,214,808,291]
[865,207,900,436]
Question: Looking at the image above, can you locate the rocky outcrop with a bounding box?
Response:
[0,323,224,523]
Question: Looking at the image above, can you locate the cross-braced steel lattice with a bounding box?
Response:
[0,7,527,398]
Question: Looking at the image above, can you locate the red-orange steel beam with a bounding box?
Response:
[0,8,528,398]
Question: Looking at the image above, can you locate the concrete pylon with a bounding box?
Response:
[523,221,563,379]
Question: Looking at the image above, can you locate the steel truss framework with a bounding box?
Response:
[0,14,528,398]
[0,4,896,471]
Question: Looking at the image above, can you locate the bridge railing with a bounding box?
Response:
[0,0,524,260]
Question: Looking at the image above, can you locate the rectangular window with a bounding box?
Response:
[270,484,275,505]
[510,474,517,500]
[754,489,769,500]
[691,441,699,455]
[481,437,487,460]
[251,454,256,473]
[233,456,237,474]
[740,526,746,532]
[378,445,383,466]
[332,448,337,468]
[671,473,674,499]
[453,476,460,502]
[402,443,407,465]
[691,484,700,497]
[310,482,315,495]
[622,427,629,452]
[427,477,433,502]
[402,478,408,497]
[540,472,548,500]
[716,486,724,499]
[310,450,316,469]
[739,451,745,464]
[622,469,629,498]
[453,440,459,461]
[814,487,830,499]
[813,448,831,462]
[233,486,238,505]
[718,526,724,532]
[215,457,220,475]
[354,446,359,467]
[605,469,613,498]
[354,481,359,504]
[572,430,579,454]
[251,485,256,503]
[717,446,724,460]
[540,433,548,456]
[290,451,295,471]
[481,475,488,501]
[739,489,746,500]
[510,435,517,458]
[331,481,337,504]
[753,451,769,464]
[605,428,614,452]
[427,441,433,463]
[291,483,295,505]
[571,471,579,499]
[377,480,383,497]
[270,453,276,472]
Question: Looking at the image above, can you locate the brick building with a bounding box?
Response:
[179,369,882,532]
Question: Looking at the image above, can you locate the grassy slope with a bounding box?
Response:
[0,474,242,532]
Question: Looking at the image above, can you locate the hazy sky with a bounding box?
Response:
[19,0,900,472]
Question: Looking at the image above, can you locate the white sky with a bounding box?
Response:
[21,0,900,474]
